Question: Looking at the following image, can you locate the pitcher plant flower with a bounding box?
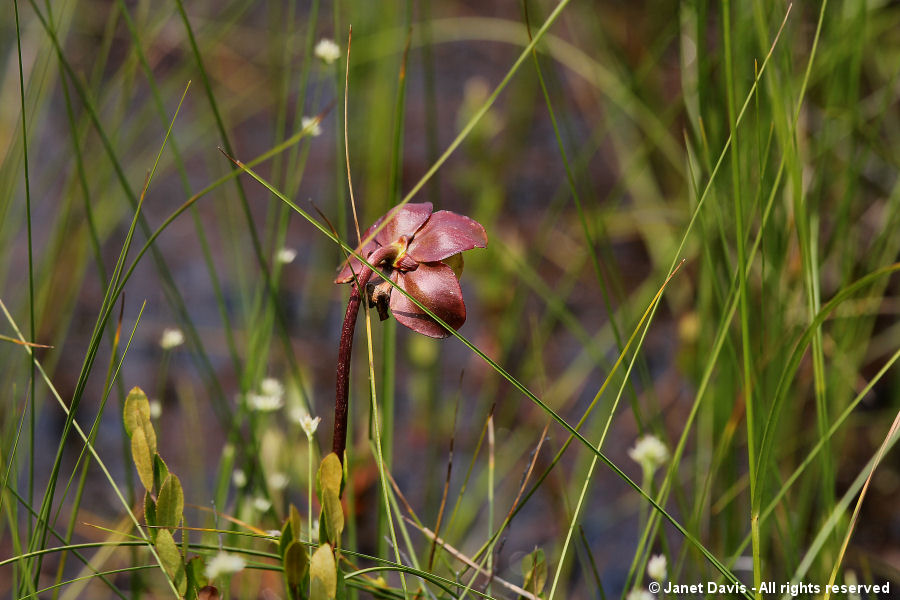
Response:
[331,202,486,462]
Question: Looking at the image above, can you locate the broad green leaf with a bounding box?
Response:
[309,544,336,600]
[123,386,151,438]
[290,503,303,542]
[181,515,190,557]
[186,556,209,600]
[320,489,343,547]
[131,426,155,491]
[141,414,157,455]
[157,473,184,529]
[280,518,296,559]
[521,548,547,597]
[280,517,293,558]
[153,453,170,492]
[156,528,187,595]
[144,490,157,526]
[284,539,309,588]
[128,392,158,492]
[316,453,342,499]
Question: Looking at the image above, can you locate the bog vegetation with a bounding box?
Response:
[1,1,899,599]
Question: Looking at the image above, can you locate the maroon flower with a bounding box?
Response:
[335,202,487,338]
[330,202,486,464]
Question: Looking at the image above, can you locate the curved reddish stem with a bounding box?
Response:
[333,246,396,463]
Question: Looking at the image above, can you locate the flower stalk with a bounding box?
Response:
[333,245,395,462]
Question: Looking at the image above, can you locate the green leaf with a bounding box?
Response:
[290,503,303,542]
[131,426,155,491]
[316,454,344,546]
[335,573,347,600]
[309,544,336,600]
[123,386,151,438]
[157,473,184,529]
[283,539,309,588]
[144,491,157,540]
[181,515,190,558]
[155,528,187,595]
[153,453,170,492]
[316,453,342,499]
[280,517,293,559]
[320,488,343,547]
[186,556,209,599]
[521,548,547,597]
[127,390,158,492]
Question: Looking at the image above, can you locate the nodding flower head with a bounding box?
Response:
[335,202,487,338]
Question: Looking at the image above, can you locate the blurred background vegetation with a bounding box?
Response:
[1,0,899,598]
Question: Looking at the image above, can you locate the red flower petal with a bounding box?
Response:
[374,202,433,246]
[334,219,384,283]
[390,263,466,338]
[406,210,487,263]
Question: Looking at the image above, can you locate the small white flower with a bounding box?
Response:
[149,399,162,419]
[268,472,289,490]
[205,551,246,579]
[626,589,655,600]
[299,412,322,439]
[647,554,667,582]
[314,38,340,65]
[222,443,235,458]
[259,377,284,398]
[276,247,297,264]
[248,393,284,412]
[301,116,322,137]
[248,378,285,412]
[628,434,669,473]
[232,469,247,488]
[159,328,184,350]
[253,496,272,512]
[308,520,319,541]
[266,529,281,538]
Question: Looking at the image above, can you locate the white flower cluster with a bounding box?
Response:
[301,116,322,137]
[205,551,245,579]
[300,413,321,439]
[628,434,669,473]
[260,377,284,397]
[291,406,321,439]
[159,328,184,350]
[314,38,340,65]
[149,399,162,419]
[647,554,667,582]
[247,377,285,412]
[268,472,289,490]
[277,247,297,264]
[232,469,247,488]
